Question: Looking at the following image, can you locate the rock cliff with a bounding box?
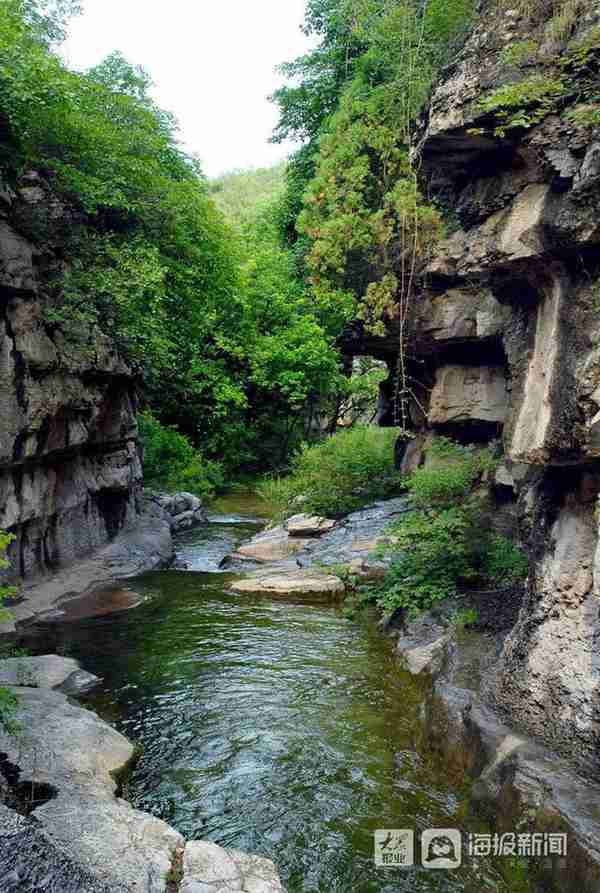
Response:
[0,169,143,582]
[354,2,600,775]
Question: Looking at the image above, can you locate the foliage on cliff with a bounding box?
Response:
[272,0,475,425]
[375,438,528,616]
[0,0,346,474]
[0,531,18,733]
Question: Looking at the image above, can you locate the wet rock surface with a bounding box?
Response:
[397,602,600,890]
[0,685,183,892]
[284,513,337,537]
[0,801,126,893]
[182,842,284,893]
[231,526,311,563]
[396,617,452,677]
[2,497,174,633]
[0,654,286,893]
[225,498,407,595]
[0,654,99,692]
[230,567,345,596]
[153,491,208,533]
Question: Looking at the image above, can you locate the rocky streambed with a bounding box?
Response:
[1,496,600,892]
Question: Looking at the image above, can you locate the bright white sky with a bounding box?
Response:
[61,0,310,178]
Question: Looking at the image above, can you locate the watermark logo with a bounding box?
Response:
[374,829,414,868]
[468,832,567,858]
[421,829,462,869]
[374,829,568,869]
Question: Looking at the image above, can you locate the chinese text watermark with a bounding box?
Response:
[374,829,568,869]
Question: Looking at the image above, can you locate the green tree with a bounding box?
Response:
[272,0,474,427]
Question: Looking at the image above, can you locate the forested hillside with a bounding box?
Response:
[0,0,480,491]
[0,0,348,487]
[210,164,286,225]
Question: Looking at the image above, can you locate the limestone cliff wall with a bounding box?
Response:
[0,172,142,581]
[359,3,600,773]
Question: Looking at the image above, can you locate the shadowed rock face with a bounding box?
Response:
[0,171,143,581]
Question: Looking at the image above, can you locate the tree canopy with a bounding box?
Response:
[0,0,479,482]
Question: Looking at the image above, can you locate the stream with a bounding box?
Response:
[20,496,528,893]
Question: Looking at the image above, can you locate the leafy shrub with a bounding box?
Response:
[0,531,19,733]
[0,531,16,621]
[566,106,600,129]
[450,607,479,628]
[257,426,402,520]
[407,437,498,500]
[374,437,527,617]
[138,412,224,498]
[376,507,477,614]
[499,40,538,67]
[476,76,568,137]
[481,534,529,583]
[404,438,496,507]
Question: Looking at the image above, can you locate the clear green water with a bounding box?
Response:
[23,509,526,893]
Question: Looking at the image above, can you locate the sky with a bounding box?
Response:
[61,0,311,178]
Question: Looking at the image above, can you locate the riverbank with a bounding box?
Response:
[3,495,600,892]
[396,610,600,892]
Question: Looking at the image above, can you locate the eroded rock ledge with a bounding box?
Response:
[0,656,285,893]
[0,496,174,633]
[0,170,144,583]
[395,604,600,892]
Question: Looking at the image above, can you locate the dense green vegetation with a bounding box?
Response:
[270,0,476,428]
[257,426,401,520]
[0,0,349,481]
[374,438,528,617]
[0,0,488,491]
[0,531,18,733]
[138,412,224,497]
[209,164,286,226]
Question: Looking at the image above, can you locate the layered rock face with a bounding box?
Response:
[0,172,142,581]
[380,4,600,772]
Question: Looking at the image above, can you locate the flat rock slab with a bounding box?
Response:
[0,654,98,692]
[230,568,344,596]
[182,842,284,893]
[284,513,337,537]
[38,586,142,623]
[231,527,311,563]
[229,498,409,572]
[0,687,182,893]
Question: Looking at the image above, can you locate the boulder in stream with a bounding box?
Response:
[230,567,344,596]
[0,656,287,893]
[284,513,337,537]
[231,526,311,563]
[0,686,183,893]
[153,491,208,532]
[0,654,99,693]
[182,841,284,893]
